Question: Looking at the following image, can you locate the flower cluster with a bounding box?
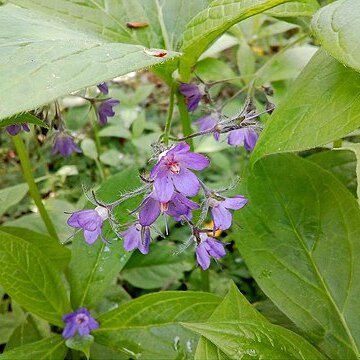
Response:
[65,77,275,271]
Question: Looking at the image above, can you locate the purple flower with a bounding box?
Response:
[179,83,204,112]
[52,132,81,157]
[227,127,258,151]
[196,233,226,270]
[6,123,30,136]
[97,82,109,95]
[150,142,209,202]
[194,115,220,141]
[96,98,120,125]
[62,308,99,339]
[139,191,199,226]
[67,206,108,244]
[120,223,150,254]
[209,195,248,231]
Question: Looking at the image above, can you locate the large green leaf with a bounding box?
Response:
[184,283,325,360]
[251,49,360,164]
[94,291,221,359]
[0,336,67,360]
[68,167,141,309]
[0,231,70,326]
[0,3,179,120]
[122,242,193,289]
[234,154,360,359]
[179,0,299,79]
[0,227,71,271]
[312,0,360,73]
[266,0,319,17]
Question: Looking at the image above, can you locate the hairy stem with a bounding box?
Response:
[12,135,59,240]
[176,91,194,150]
[162,83,175,146]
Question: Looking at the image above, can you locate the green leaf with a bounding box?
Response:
[66,335,94,360]
[0,231,70,326]
[0,335,67,360]
[0,227,71,271]
[195,338,230,360]
[183,283,325,360]
[251,49,360,163]
[0,303,23,344]
[266,0,319,17]
[81,138,98,160]
[94,291,222,360]
[0,113,49,129]
[0,3,179,120]
[68,167,141,309]
[307,149,357,197]
[312,0,360,73]
[122,242,193,289]
[0,183,28,217]
[234,154,360,359]
[179,0,296,79]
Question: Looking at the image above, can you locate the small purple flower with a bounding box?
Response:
[179,83,204,112]
[209,195,248,231]
[97,82,109,95]
[6,123,30,136]
[194,115,220,141]
[196,233,226,270]
[52,132,81,157]
[96,98,120,125]
[139,191,199,227]
[120,223,150,254]
[150,142,209,203]
[227,127,258,151]
[62,308,99,339]
[67,206,108,245]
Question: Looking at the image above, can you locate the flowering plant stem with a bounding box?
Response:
[162,83,175,146]
[176,91,194,150]
[91,112,106,180]
[201,268,210,292]
[12,134,59,241]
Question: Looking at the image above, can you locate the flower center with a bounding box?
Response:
[160,202,169,213]
[168,161,180,174]
[75,314,88,325]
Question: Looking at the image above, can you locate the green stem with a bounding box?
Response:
[176,92,194,151]
[201,269,210,292]
[12,135,59,240]
[91,111,106,180]
[162,83,175,146]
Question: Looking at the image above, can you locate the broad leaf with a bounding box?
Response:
[94,291,221,360]
[234,154,360,359]
[251,49,360,163]
[0,113,49,129]
[266,0,319,17]
[0,183,28,217]
[312,0,360,73]
[0,335,67,360]
[122,242,193,289]
[0,227,71,271]
[0,231,70,326]
[183,283,325,360]
[341,144,360,202]
[307,149,357,197]
[68,167,141,309]
[0,3,179,120]
[179,0,298,80]
[195,338,230,360]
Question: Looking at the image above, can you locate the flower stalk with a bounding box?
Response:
[12,134,59,240]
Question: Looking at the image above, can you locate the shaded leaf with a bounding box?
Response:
[66,335,94,360]
[251,49,360,163]
[312,0,360,73]
[235,154,360,359]
[0,183,28,217]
